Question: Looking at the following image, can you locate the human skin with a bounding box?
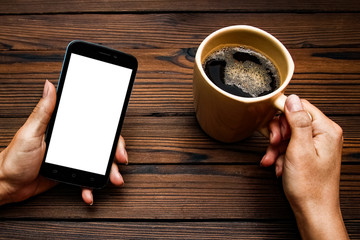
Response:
[0,84,350,238]
[261,95,349,240]
[0,80,128,206]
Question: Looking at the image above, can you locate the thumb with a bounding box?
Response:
[23,80,57,138]
[285,95,314,152]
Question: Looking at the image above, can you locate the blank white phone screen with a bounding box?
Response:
[45,53,132,175]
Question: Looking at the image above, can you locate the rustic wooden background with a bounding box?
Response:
[0,0,359,239]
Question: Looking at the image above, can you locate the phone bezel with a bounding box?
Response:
[40,40,137,189]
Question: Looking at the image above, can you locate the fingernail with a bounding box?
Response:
[286,95,303,112]
[120,140,129,165]
[88,191,94,206]
[260,156,265,167]
[43,80,50,98]
[122,148,128,165]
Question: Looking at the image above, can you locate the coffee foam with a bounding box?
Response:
[205,46,279,97]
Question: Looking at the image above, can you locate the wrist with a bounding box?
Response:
[292,202,349,240]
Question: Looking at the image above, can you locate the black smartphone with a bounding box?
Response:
[40,40,137,189]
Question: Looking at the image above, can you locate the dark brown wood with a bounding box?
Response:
[0,220,358,239]
[0,165,359,219]
[1,115,360,164]
[0,221,301,239]
[0,48,359,117]
[0,0,359,14]
[0,13,359,51]
[0,0,359,239]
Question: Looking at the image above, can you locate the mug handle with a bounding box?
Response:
[257,94,287,138]
[257,94,313,138]
[273,94,287,112]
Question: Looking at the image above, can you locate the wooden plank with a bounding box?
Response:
[0,79,359,108]
[0,2,358,239]
[121,116,360,164]
[0,165,358,219]
[1,83,359,116]
[1,116,359,163]
[0,221,301,239]
[0,13,359,51]
[0,48,359,116]
[0,0,359,14]
[0,220,355,240]
[1,48,359,85]
[0,220,356,240]
[1,48,359,77]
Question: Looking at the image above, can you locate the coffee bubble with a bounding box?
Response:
[203,46,280,98]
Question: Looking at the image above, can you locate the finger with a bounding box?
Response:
[261,116,281,167]
[301,99,344,159]
[23,80,57,138]
[301,99,341,137]
[284,95,315,155]
[280,114,291,140]
[260,144,279,167]
[115,135,128,165]
[81,188,93,205]
[269,116,281,146]
[301,99,328,123]
[110,162,124,186]
[275,154,285,177]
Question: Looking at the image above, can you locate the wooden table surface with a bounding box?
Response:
[0,0,359,239]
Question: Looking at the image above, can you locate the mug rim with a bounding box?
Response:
[195,25,295,103]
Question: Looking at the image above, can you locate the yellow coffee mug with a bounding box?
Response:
[193,25,294,142]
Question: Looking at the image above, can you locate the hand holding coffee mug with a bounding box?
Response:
[193,25,295,142]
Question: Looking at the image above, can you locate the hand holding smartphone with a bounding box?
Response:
[40,41,137,189]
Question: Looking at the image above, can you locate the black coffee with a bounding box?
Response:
[203,46,280,98]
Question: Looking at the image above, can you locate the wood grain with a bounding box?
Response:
[0,48,359,117]
[0,13,359,51]
[1,47,359,165]
[1,115,359,163]
[0,0,359,14]
[0,165,359,219]
[0,1,359,239]
[0,220,358,240]
[0,221,302,239]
